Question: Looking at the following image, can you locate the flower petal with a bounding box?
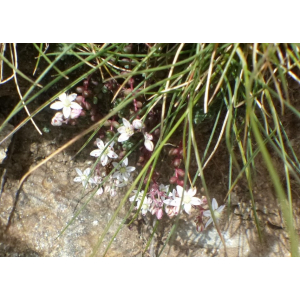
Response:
[118,133,130,142]
[73,177,82,182]
[108,151,118,159]
[203,210,211,217]
[144,139,154,151]
[62,106,71,118]
[96,139,104,149]
[122,118,131,127]
[68,93,77,101]
[90,149,100,157]
[50,101,64,110]
[190,197,201,205]
[217,205,225,213]
[70,102,82,110]
[176,185,184,197]
[101,155,108,166]
[58,93,67,101]
[122,157,128,166]
[188,187,197,197]
[126,166,135,172]
[205,217,213,228]
[117,126,126,134]
[112,162,119,169]
[75,168,83,176]
[83,168,91,176]
[184,203,192,214]
[212,198,218,210]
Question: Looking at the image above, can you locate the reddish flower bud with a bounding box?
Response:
[177,180,184,187]
[169,176,178,184]
[176,168,185,177]
[173,158,181,167]
[169,148,179,156]
[76,95,83,103]
[83,90,92,98]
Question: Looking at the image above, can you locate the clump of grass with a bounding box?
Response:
[1,43,300,256]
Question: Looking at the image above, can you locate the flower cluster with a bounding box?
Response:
[55,83,225,233]
[130,184,203,219]
[73,138,136,198]
[129,183,225,229]
[118,118,154,152]
[50,93,83,126]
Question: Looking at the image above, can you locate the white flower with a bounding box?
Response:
[132,119,144,129]
[73,168,96,187]
[50,93,82,119]
[144,132,154,151]
[163,185,202,214]
[159,184,170,193]
[117,118,134,142]
[112,157,135,182]
[203,198,225,228]
[51,112,64,126]
[129,190,146,202]
[90,138,118,166]
[137,197,152,215]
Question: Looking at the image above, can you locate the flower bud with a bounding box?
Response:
[76,86,84,94]
[133,119,144,129]
[112,121,120,128]
[103,120,112,127]
[169,148,179,156]
[176,169,185,177]
[136,101,143,108]
[138,156,144,163]
[83,80,89,87]
[177,180,184,187]
[173,158,181,167]
[154,128,160,136]
[169,176,178,184]
[76,95,84,103]
[84,102,92,110]
[83,90,92,98]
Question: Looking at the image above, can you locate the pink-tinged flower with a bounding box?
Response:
[51,112,64,126]
[150,206,163,219]
[112,157,135,182]
[203,198,225,228]
[132,119,144,129]
[50,93,82,119]
[73,168,96,187]
[117,118,134,142]
[163,185,202,214]
[96,187,104,195]
[165,205,179,218]
[90,138,118,166]
[144,132,154,151]
[70,108,82,119]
